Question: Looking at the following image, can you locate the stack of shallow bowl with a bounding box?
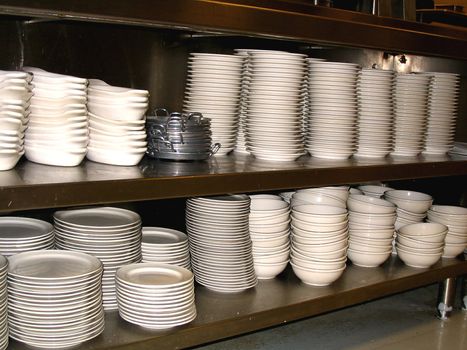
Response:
[358,184,394,198]
[395,222,447,268]
[53,206,142,310]
[290,204,348,286]
[141,227,191,270]
[249,195,290,279]
[0,70,31,170]
[115,263,196,329]
[7,250,104,348]
[0,255,7,350]
[384,190,433,230]
[87,79,148,166]
[290,186,349,209]
[24,67,88,166]
[426,205,467,258]
[346,194,396,267]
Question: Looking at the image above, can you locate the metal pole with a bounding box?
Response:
[461,276,467,312]
[437,277,457,320]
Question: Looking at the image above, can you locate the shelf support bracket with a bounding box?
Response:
[436,277,456,319]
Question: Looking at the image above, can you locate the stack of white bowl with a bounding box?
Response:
[141,227,191,270]
[423,72,460,155]
[396,222,447,268]
[358,184,394,198]
[53,207,142,310]
[249,195,290,279]
[426,205,467,259]
[391,73,431,157]
[24,67,88,166]
[244,50,307,161]
[290,204,348,286]
[0,255,7,350]
[306,61,360,160]
[116,263,196,329]
[87,79,148,166]
[384,190,433,230]
[355,68,394,158]
[183,53,244,156]
[7,250,104,348]
[234,49,251,154]
[0,70,31,170]
[290,186,348,209]
[347,194,396,267]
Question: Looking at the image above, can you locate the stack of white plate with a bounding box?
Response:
[249,195,290,279]
[347,195,395,267]
[141,227,191,270]
[183,53,244,156]
[0,255,8,350]
[384,190,432,230]
[24,67,88,166]
[0,70,31,170]
[423,72,460,155]
[244,50,307,161]
[290,204,348,286]
[0,217,54,256]
[358,184,394,198]
[391,73,431,157]
[185,195,257,292]
[355,68,394,158]
[291,186,348,209]
[7,250,104,348]
[116,263,196,329]
[426,205,467,258]
[234,49,251,154]
[54,206,142,310]
[87,79,148,166]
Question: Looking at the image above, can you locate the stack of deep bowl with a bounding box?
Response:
[395,222,447,268]
[355,68,394,158]
[346,194,396,267]
[0,255,7,350]
[24,67,88,166]
[306,61,360,160]
[183,53,245,156]
[384,190,433,230]
[290,186,348,209]
[423,72,460,155]
[391,73,431,157]
[358,184,394,198]
[249,195,290,279]
[290,204,348,286]
[87,79,148,166]
[0,70,31,170]
[426,205,467,258]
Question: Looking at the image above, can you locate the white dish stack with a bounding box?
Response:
[249,195,290,279]
[384,190,433,230]
[234,49,251,154]
[0,70,31,170]
[291,186,348,209]
[391,73,431,157]
[24,67,88,166]
[185,195,257,292]
[87,79,148,166]
[423,72,460,155]
[355,68,394,158]
[183,53,244,156]
[0,217,54,256]
[116,263,196,329]
[7,250,104,348]
[0,255,8,350]
[53,207,142,310]
[358,184,394,198]
[141,227,191,270]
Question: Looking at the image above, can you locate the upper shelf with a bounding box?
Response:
[0,0,467,60]
[1,154,467,212]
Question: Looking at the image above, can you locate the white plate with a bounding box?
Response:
[54,207,141,229]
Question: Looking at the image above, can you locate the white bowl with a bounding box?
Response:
[348,211,396,226]
[395,242,444,254]
[396,246,442,268]
[347,195,395,214]
[291,217,348,233]
[347,247,392,267]
[292,204,348,224]
[292,191,346,208]
[24,145,86,167]
[297,186,349,202]
[358,185,394,198]
[292,245,348,260]
[249,220,290,233]
[292,237,348,253]
[86,146,145,166]
[397,222,448,242]
[253,250,290,264]
[250,197,288,212]
[384,190,433,214]
[396,234,443,249]
[444,232,467,244]
[254,260,289,279]
[290,263,346,286]
[251,235,290,248]
[291,254,346,270]
[429,205,467,218]
[442,242,467,259]
[349,228,395,239]
[349,240,392,253]
[249,212,290,225]
[291,224,348,238]
[349,222,394,231]
[349,236,393,247]
[396,207,426,221]
[291,230,348,244]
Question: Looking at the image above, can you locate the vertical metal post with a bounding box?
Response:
[461,276,467,312]
[436,277,457,320]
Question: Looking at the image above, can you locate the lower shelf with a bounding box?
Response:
[8,256,467,350]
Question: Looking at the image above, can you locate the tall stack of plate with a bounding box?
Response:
[87,79,148,166]
[0,217,54,256]
[54,206,142,310]
[183,53,245,156]
[0,255,8,350]
[116,263,196,329]
[24,67,88,166]
[244,50,307,161]
[355,68,394,158]
[185,195,257,292]
[306,61,360,159]
[423,72,460,155]
[141,227,191,270]
[234,49,251,154]
[391,73,431,157]
[0,70,31,170]
[7,250,104,348]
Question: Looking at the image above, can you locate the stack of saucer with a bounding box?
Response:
[87,79,148,166]
[24,67,88,166]
[0,255,7,350]
[0,70,31,170]
[54,206,142,310]
[141,227,191,270]
[116,263,196,329]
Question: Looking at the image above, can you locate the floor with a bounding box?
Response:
[195,283,467,350]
